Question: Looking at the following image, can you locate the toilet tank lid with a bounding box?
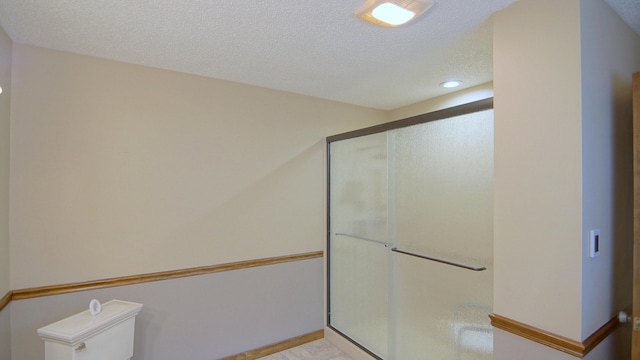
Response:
[37,299,143,345]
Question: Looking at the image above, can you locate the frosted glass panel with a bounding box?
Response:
[394,258,493,359]
[329,132,389,358]
[392,109,493,359]
[392,110,493,259]
[328,108,493,360]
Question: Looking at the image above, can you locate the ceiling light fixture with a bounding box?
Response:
[355,0,435,28]
[440,80,462,88]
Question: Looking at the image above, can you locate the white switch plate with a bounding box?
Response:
[590,229,600,258]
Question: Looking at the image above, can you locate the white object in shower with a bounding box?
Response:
[37,299,143,360]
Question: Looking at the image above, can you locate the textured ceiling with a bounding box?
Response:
[605,0,640,35]
[0,0,638,110]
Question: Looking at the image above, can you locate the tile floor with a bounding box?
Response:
[257,339,353,360]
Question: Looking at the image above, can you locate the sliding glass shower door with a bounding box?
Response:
[328,104,493,360]
[329,131,391,358]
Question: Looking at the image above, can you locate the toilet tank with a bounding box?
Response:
[37,299,143,360]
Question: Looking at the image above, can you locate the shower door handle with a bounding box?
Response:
[390,247,486,271]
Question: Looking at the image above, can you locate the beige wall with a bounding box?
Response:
[0,26,11,297]
[388,82,493,121]
[494,0,584,341]
[580,0,640,342]
[494,0,640,358]
[9,44,387,289]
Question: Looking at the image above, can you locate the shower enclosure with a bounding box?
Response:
[327,100,494,359]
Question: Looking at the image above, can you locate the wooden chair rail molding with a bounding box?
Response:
[0,251,323,311]
[489,313,619,358]
[0,291,11,312]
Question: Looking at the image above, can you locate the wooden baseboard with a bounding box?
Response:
[490,313,619,358]
[220,330,324,360]
[10,251,323,301]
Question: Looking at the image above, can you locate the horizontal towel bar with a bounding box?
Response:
[333,233,486,272]
[391,247,486,272]
[333,233,390,247]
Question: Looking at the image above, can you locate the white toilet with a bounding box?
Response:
[37,299,143,360]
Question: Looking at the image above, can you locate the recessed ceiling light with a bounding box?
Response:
[0,86,3,94]
[355,0,435,28]
[371,3,415,26]
[440,80,462,88]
